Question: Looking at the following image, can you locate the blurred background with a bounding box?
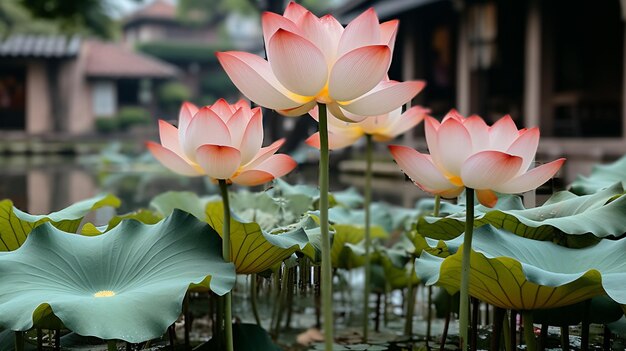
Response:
[0,0,621,213]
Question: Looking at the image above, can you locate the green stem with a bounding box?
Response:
[404,258,417,335]
[251,274,262,326]
[15,331,24,351]
[363,134,374,342]
[318,103,334,350]
[433,195,441,217]
[218,179,234,351]
[523,311,537,351]
[107,340,116,351]
[459,188,475,351]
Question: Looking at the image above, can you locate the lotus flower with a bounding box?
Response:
[216,2,425,120]
[147,100,297,186]
[389,110,565,207]
[305,105,428,150]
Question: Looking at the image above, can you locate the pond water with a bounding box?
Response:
[0,148,426,217]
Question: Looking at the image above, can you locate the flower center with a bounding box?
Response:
[93,290,116,298]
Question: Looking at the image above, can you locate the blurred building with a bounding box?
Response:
[124,0,254,103]
[0,34,177,136]
[336,0,626,182]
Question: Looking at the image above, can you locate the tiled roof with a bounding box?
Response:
[85,40,178,79]
[125,0,177,23]
[0,34,81,58]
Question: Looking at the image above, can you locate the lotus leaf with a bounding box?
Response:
[416,225,626,310]
[205,201,309,274]
[416,184,626,242]
[150,191,210,221]
[0,194,120,251]
[570,155,626,195]
[81,209,163,235]
[329,206,390,269]
[0,210,236,343]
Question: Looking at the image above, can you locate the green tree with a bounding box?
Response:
[18,0,126,38]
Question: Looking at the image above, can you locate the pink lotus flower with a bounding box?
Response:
[305,105,429,150]
[147,100,297,185]
[389,110,565,207]
[216,2,425,120]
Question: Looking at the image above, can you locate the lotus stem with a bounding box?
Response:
[433,195,441,217]
[250,274,262,326]
[426,286,433,344]
[503,311,511,351]
[218,179,234,351]
[15,331,24,351]
[523,311,537,351]
[183,293,191,349]
[107,340,116,351]
[404,258,417,336]
[318,103,334,350]
[459,187,474,351]
[363,133,374,342]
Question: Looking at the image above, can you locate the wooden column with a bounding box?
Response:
[523,0,541,129]
[523,0,541,208]
[456,8,471,116]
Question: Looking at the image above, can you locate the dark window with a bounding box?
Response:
[0,66,26,130]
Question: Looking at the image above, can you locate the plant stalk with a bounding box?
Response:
[523,311,537,351]
[404,258,417,335]
[459,188,475,351]
[363,134,374,342]
[250,273,262,326]
[318,103,333,350]
[434,195,441,217]
[218,179,234,351]
[107,340,116,351]
[15,331,24,351]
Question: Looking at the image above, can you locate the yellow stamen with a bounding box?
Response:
[94,290,116,298]
[448,176,464,187]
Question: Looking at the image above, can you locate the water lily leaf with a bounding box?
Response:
[417,184,626,241]
[374,252,419,290]
[0,210,235,343]
[332,187,364,208]
[415,225,626,310]
[0,194,121,251]
[331,224,388,269]
[81,209,163,235]
[533,295,623,326]
[229,190,307,232]
[205,201,309,274]
[150,191,210,221]
[570,155,626,195]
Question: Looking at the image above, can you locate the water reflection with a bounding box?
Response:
[0,154,427,215]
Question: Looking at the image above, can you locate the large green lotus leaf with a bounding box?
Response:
[331,224,388,269]
[332,187,364,209]
[205,201,309,274]
[0,194,121,251]
[328,205,393,233]
[80,209,163,235]
[229,190,310,232]
[150,191,211,221]
[376,250,419,290]
[570,155,626,195]
[0,210,236,342]
[417,184,626,241]
[413,225,626,310]
[532,295,623,326]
